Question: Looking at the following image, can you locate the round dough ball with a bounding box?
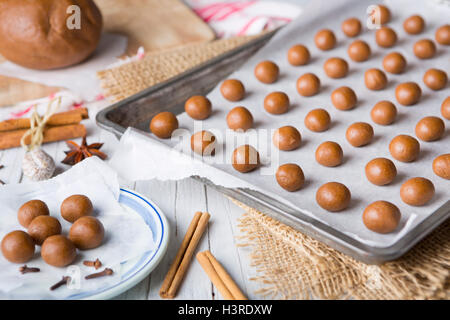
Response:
[1,230,35,263]
[41,235,76,267]
[226,106,253,131]
[191,130,216,156]
[363,201,401,234]
[276,164,305,192]
[432,154,450,180]
[231,145,260,173]
[400,177,435,206]
[296,73,320,97]
[60,194,93,223]
[369,4,391,25]
[287,44,310,66]
[371,100,397,125]
[395,82,421,106]
[304,108,331,132]
[0,0,102,70]
[345,122,374,147]
[323,57,349,79]
[365,68,387,91]
[413,39,436,59]
[389,135,420,162]
[273,126,301,151]
[316,182,351,212]
[315,141,343,167]
[441,96,450,120]
[403,15,425,35]
[365,157,397,185]
[415,116,445,142]
[28,216,62,246]
[435,24,450,45]
[314,29,336,51]
[150,112,179,139]
[331,86,357,111]
[341,17,362,37]
[423,68,447,91]
[220,79,245,102]
[347,40,371,62]
[382,52,407,74]
[18,199,50,228]
[184,96,212,120]
[375,27,397,48]
[69,216,104,250]
[254,61,279,84]
[264,92,290,115]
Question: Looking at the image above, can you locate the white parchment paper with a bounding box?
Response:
[110,0,449,248]
[0,157,154,299]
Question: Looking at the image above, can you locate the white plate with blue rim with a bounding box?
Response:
[66,188,170,300]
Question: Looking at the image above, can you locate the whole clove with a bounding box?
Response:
[50,276,71,291]
[19,265,40,274]
[85,268,113,280]
[83,258,102,269]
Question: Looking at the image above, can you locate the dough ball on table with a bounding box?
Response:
[369,4,391,25]
[18,199,50,228]
[341,18,362,38]
[363,201,401,234]
[370,101,397,125]
[365,157,397,186]
[345,122,374,147]
[0,0,102,70]
[441,97,450,120]
[315,141,343,167]
[28,216,62,245]
[400,177,435,206]
[314,29,336,51]
[254,61,279,84]
[316,182,351,212]
[365,68,387,91]
[231,145,260,173]
[296,73,321,97]
[403,15,425,35]
[413,39,436,59]
[423,69,447,91]
[220,79,245,102]
[1,231,35,263]
[432,154,450,180]
[273,126,301,151]
[226,106,253,132]
[331,86,357,111]
[389,135,420,162]
[415,116,445,142]
[382,52,406,74]
[395,82,421,106]
[150,112,179,139]
[375,27,397,48]
[347,40,371,62]
[287,44,310,66]
[304,108,331,132]
[41,235,76,267]
[191,131,216,156]
[276,164,305,192]
[185,96,212,120]
[264,92,290,115]
[69,216,104,250]
[60,194,93,223]
[435,25,450,45]
[323,57,349,79]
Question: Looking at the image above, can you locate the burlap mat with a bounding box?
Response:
[97,36,449,300]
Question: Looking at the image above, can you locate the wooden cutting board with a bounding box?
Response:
[0,0,214,106]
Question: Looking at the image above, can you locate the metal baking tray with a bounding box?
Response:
[97,31,450,264]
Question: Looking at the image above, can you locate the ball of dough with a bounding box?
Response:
[323,57,349,79]
[365,68,387,91]
[316,182,351,212]
[369,4,391,25]
[41,235,76,267]
[395,82,421,106]
[345,122,374,147]
[389,135,420,162]
[314,29,336,51]
[341,18,362,37]
[287,44,310,66]
[296,73,320,97]
[432,154,450,180]
[363,201,401,234]
[400,177,435,206]
[226,106,253,131]
[365,157,397,185]
[273,126,301,151]
[331,86,357,110]
[347,40,371,62]
[304,108,331,132]
[413,39,436,59]
[435,24,450,45]
[185,96,212,120]
[375,27,397,48]
[415,116,445,142]
[220,79,245,102]
[28,216,62,245]
[403,15,425,35]
[254,61,279,84]
[191,131,216,156]
[1,230,35,263]
[370,100,397,125]
[441,96,450,120]
[264,92,290,115]
[18,199,50,228]
[0,0,102,70]
[382,52,407,74]
[231,145,260,173]
[60,194,93,223]
[69,216,104,250]
[423,68,447,91]
[276,164,305,192]
[150,112,179,139]
[315,141,343,167]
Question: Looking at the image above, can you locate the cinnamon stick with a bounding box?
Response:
[0,108,88,132]
[196,250,247,300]
[0,124,86,150]
[159,211,210,299]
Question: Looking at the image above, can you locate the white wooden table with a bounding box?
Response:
[0,103,263,300]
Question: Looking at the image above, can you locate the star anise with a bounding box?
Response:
[62,136,107,165]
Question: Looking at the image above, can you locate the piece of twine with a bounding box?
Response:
[20,97,61,151]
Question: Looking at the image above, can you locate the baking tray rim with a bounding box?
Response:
[96,32,450,265]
